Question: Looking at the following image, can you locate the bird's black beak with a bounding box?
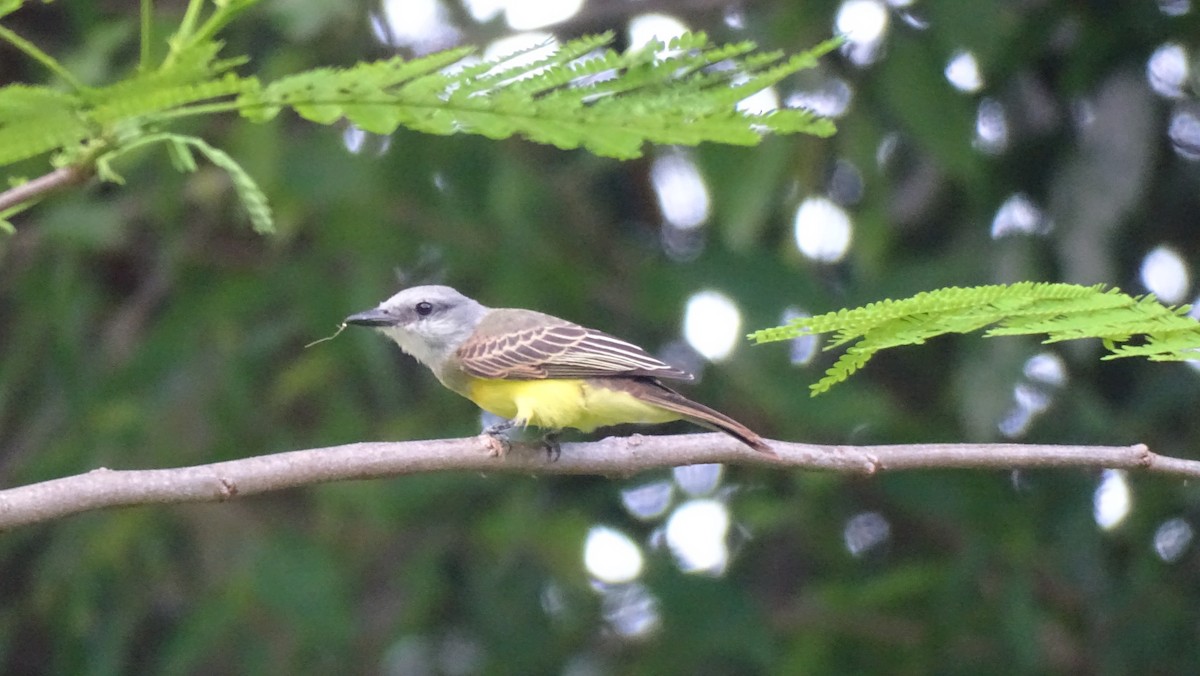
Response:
[344,308,394,327]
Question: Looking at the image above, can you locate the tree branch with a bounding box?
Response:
[0,164,91,214]
[0,434,1186,531]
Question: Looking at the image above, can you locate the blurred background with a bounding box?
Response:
[3,0,1200,673]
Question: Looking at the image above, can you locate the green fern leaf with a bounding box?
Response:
[82,43,242,113]
[0,85,91,165]
[240,46,475,129]
[240,32,841,158]
[93,132,273,233]
[751,283,1200,395]
[0,41,256,168]
[183,136,273,233]
[0,0,25,21]
[1104,329,1200,361]
[88,72,253,124]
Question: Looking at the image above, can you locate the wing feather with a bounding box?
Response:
[456,312,693,381]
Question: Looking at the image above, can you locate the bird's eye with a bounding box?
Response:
[415,301,434,317]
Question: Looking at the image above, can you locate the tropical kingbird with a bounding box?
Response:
[345,285,773,455]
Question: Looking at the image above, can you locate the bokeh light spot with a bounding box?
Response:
[1154,518,1194,562]
[628,13,689,51]
[974,98,1009,154]
[482,32,557,65]
[651,152,710,230]
[683,291,742,362]
[945,50,983,93]
[786,78,853,118]
[1158,0,1191,16]
[737,85,780,115]
[836,0,889,65]
[584,526,644,584]
[599,583,660,638]
[342,125,391,156]
[827,159,865,206]
[1140,245,1190,304]
[373,0,461,53]
[1094,470,1132,531]
[1147,43,1189,99]
[666,499,731,575]
[991,193,1050,238]
[782,307,819,366]
[844,511,891,557]
[672,463,723,497]
[836,0,888,42]
[1023,352,1067,388]
[620,481,675,520]
[461,0,503,22]
[503,0,584,30]
[1168,105,1200,160]
[793,196,853,262]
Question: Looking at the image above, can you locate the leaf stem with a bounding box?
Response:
[0,164,91,214]
[139,0,153,71]
[0,24,85,91]
[163,0,206,67]
[165,0,259,67]
[149,99,249,122]
[190,0,258,46]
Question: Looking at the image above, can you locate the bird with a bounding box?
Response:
[345,285,773,456]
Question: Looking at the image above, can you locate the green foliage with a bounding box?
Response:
[0,0,840,235]
[7,3,1200,674]
[94,132,272,233]
[239,32,839,159]
[0,37,261,222]
[0,0,20,21]
[750,283,1200,394]
[0,85,91,166]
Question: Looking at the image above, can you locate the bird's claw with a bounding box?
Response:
[479,420,559,460]
[483,419,516,436]
[482,431,512,458]
[481,419,516,458]
[541,432,561,462]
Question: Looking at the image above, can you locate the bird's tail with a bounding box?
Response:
[601,378,776,455]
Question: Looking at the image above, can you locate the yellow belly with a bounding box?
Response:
[465,378,680,432]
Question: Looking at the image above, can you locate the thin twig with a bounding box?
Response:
[0,434,1185,531]
[164,0,207,67]
[0,164,90,214]
[139,0,153,72]
[0,24,85,91]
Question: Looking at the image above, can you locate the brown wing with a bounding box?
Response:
[594,378,774,455]
[456,309,693,381]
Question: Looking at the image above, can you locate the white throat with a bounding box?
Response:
[378,325,453,370]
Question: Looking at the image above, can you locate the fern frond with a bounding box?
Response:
[749,283,1200,395]
[187,136,272,234]
[94,132,273,233]
[0,0,25,22]
[0,85,91,165]
[1105,330,1200,361]
[83,43,252,124]
[0,25,838,232]
[239,32,841,158]
[448,34,610,99]
[0,39,256,168]
[242,46,475,128]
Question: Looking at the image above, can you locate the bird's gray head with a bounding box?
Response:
[345,285,489,369]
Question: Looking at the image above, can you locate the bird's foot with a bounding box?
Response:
[484,419,516,436]
[541,431,562,462]
[481,432,512,458]
[482,419,517,457]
